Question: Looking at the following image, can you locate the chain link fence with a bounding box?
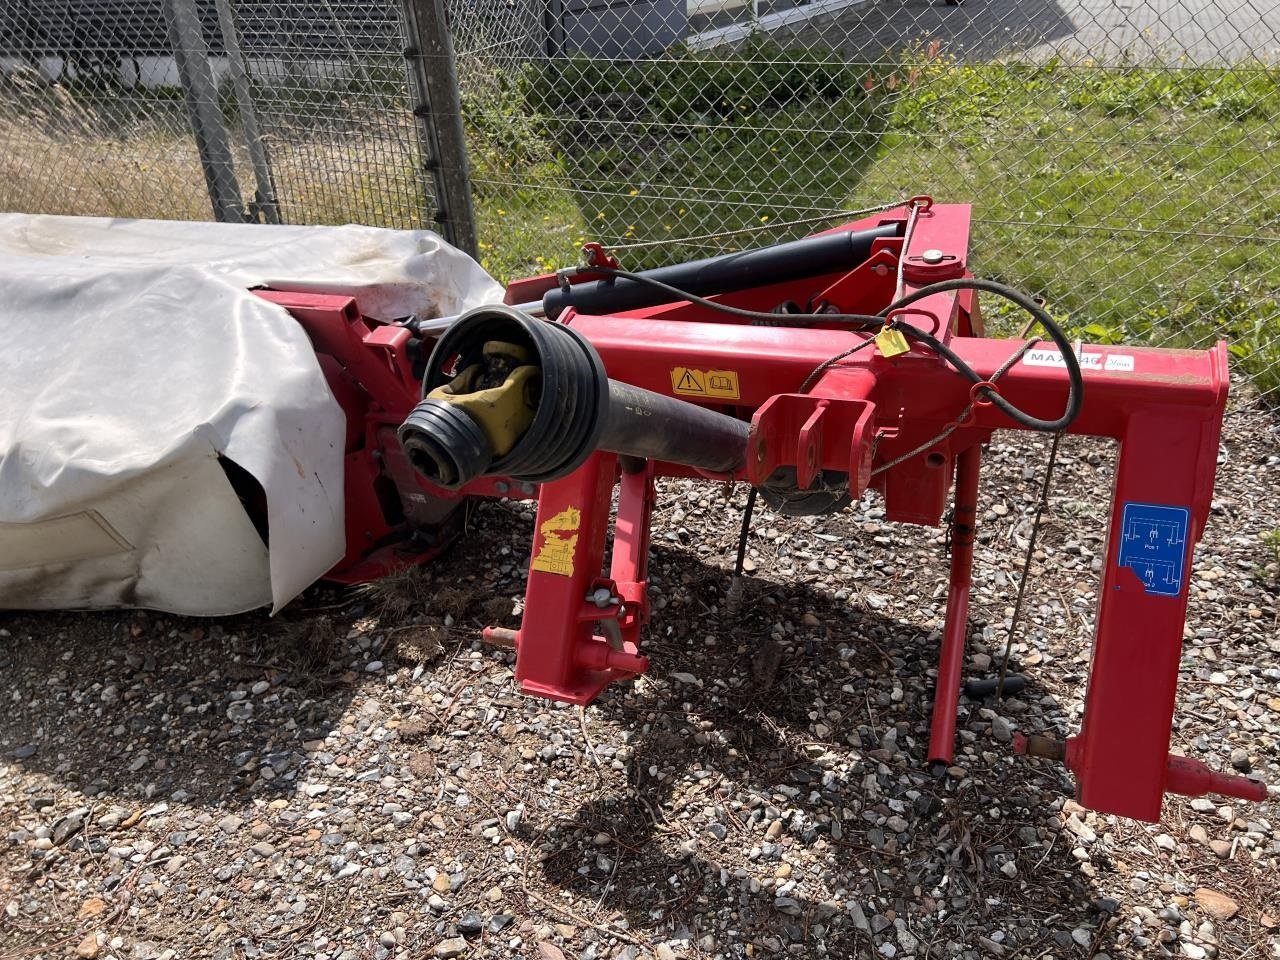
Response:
[453,0,1280,398]
[2,0,1278,396]
[0,0,450,231]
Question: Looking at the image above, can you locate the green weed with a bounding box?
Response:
[465,49,1280,400]
[1261,528,1280,566]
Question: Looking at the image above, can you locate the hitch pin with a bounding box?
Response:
[1013,733,1268,803]
[589,586,621,608]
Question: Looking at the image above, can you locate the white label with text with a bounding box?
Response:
[1022,349,1134,372]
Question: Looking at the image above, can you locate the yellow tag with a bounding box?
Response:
[530,506,580,577]
[876,327,911,358]
[670,367,741,400]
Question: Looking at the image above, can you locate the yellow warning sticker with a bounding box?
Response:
[530,506,581,577]
[670,367,741,400]
[875,327,911,358]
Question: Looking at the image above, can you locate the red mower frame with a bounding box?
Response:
[261,200,1264,823]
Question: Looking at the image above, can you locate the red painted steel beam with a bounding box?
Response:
[556,315,1233,820]
[1073,408,1226,819]
[928,444,981,767]
[510,452,650,705]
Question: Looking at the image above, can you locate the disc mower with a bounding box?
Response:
[264,198,1264,823]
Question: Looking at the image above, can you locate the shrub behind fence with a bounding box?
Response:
[1,0,1277,396]
[454,0,1280,397]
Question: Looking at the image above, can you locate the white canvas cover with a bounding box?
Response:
[0,215,502,615]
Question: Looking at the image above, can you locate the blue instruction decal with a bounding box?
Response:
[1117,502,1190,597]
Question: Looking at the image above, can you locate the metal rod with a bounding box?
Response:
[400,0,478,255]
[543,0,566,56]
[481,626,518,649]
[163,0,245,223]
[541,222,901,319]
[212,0,279,224]
[928,444,981,767]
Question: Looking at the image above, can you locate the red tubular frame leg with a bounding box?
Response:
[928,444,981,766]
[1074,411,1225,819]
[511,452,651,705]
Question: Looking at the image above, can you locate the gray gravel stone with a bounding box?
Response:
[1,422,1277,960]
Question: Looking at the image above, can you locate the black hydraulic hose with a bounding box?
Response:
[734,486,758,578]
[561,266,1084,433]
[559,264,886,328]
[880,278,1083,433]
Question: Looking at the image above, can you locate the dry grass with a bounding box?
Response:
[358,567,480,623]
[1,119,213,220]
[0,115,433,227]
[0,67,430,228]
[0,69,211,219]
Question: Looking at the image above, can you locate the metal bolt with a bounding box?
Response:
[921,248,946,265]
[494,481,509,494]
[589,587,614,608]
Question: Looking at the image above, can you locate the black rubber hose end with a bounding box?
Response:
[398,399,493,489]
[963,675,1029,699]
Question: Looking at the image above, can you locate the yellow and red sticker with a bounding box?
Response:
[530,506,580,577]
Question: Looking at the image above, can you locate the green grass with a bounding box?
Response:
[464,47,1280,398]
[1263,528,1280,566]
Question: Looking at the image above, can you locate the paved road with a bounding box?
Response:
[789,0,1280,64]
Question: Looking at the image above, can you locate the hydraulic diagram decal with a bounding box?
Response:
[530,506,581,577]
[1117,502,1191,597]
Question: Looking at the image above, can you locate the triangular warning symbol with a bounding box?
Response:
[676,369,704,393]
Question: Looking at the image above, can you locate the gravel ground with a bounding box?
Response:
[2,387,1279,960]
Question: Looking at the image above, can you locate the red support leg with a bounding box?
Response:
[1074,412,1221,820]
[928,444,981,767]
[508,452,650,705]
[610,460,656,650]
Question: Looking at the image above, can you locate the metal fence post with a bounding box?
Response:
[212,0,280,224]
[400,0,478,257]
[163,0,245,223]
[543,0,566,58]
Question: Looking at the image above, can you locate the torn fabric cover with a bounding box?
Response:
[0,215,503,615]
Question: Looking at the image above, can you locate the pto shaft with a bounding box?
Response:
[599,380,747,474]
[398,305,748,488]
